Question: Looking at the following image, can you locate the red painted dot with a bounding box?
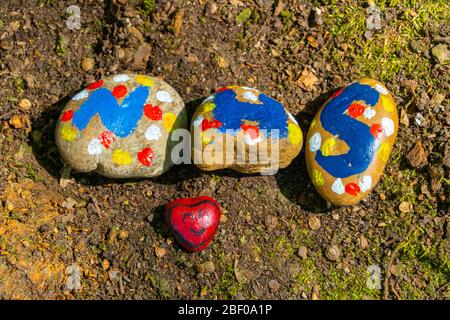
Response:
[87,80,104,90]
[331,87,344,98]
[61,109,74,121]
[241,124,260,139]
[345,183,360,196]
[348,103,365,118]
[370,123,384,139]
[98,131,114,148]
[144,104,163,121]
[138,147,154,167]
[112,85,128,99]
[201,119,222,131]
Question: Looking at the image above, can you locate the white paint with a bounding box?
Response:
[331,178,345,195]
[145,125,162,141]
[359,175,372,192]
[309,132,322,152]
[243,91,259,102]
[193,115,203,127]
[375,83,388,95]
[113,74,130,82]
[72,89,88,101]
[156,90,173,103]
[381,117,395,137]
[287,112,299,125]
[87,138,102,155]
[364,107,376,120]
[202,96,214,104]
[244,134,262,145]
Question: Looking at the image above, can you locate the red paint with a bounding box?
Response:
[215,87,230,93]
[240,124,259,139]
[345,183,360,196]
[331,87,344,98]
[61,109,74,121]
[348,103,365,118]
[165,196,220,252]
[137,147,154,167]
[144,104,163,120]
[112,85,128,99]
[370,123,384,139]
[87,80,104,90]
[201,119,222,131]
[98,131,114,148]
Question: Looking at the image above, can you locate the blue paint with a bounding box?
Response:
[316,82,380,178]
[72,86,149,138]
[212,89,288,138]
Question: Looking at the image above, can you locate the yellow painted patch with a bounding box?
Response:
[135,75,154,87]
[380,95,395,112]
[112,149,132,165]
[321,137,336,156]
[288,123,302,145]
[310,119,317,128]
[60,126,77,142]
[202,132,212,145]
[312,169,324,186]
[378,142,390,162]
[163,112,177,132]
[198,102,216,114]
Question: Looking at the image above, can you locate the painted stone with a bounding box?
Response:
[190,86,303,174]
[305,78,398,206]
[55,73,187,178]
[165,196,220,252]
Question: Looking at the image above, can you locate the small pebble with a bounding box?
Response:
[18,98,32,111]
[297,246,308,259]
[268,279,280,292]
[308,216,321,230]
[81,57,94,72]
[359,235,369,249]
[325,245,340,261]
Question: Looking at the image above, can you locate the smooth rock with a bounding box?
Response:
[305,78,398,206]
[190,86,303,174]
[431,44,449,63]
[165,196,220,252]
[56,73,187,178]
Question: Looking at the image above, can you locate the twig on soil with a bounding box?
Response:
[89,195,103,218]
[383,225,416,300]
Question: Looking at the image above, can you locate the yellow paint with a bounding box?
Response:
[60,126,77,142]
[202,132,212,145]
[310,119,317,128]
[163,112,177,132]
[288,123,302,145]
[380,95,395,112]
[198,102,216,114]
[135,75,154,87]
[320,137,336,156]
[112,149,132,165]
[378,142,390,162]
[312,169,324,186]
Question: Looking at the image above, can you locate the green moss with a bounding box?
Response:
[214,263,243,299]
[325,0,450,83]
[56,35,67,57]
[236,8,252,24]
[141,0,156,16]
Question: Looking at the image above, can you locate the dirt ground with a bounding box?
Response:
[0,0,449,300]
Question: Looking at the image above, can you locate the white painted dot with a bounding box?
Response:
[87,138,102,155]
[72,90,89,101]
[375,83,388,95]
[244,134,262,145]
[156,90,173,103]
[332,178,345,195]
[309,132,322,152]
[193,115,203,127]
[364,107,376,120]
[359,175,372,192]
[113,74,130,83]
[145,125,162,141]
[287,112,299,125]
[243,91,259,101]
[381,117,395,137]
